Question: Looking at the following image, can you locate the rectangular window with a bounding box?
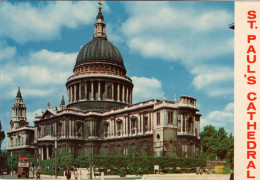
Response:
[156,112,160,125]
[168,111,174,124]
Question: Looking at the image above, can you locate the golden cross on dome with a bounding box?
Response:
[98,1,102,12]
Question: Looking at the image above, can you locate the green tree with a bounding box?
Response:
[226,134,234,169]
[200,125,219,156]
[8,155,18,172]
[0,151,8,172]
[75,155,89,168]
[57,152,74,169]
[200,125,234,164]
[215,128,230,159]
[25,153,35,167]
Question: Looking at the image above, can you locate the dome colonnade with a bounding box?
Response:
[66,2,133,111]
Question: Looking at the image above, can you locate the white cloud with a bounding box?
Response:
[121,2,234,97]
[0,43,77,99]
[201,102,234,133]
[0,41,16,61]
[191,66,234,97]
[131,76,163,103]
[27,108,42,125]
[0,1,100,43]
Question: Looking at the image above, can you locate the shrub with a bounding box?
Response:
[117,169,126,177]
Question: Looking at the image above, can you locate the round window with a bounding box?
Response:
[157,134,160,140]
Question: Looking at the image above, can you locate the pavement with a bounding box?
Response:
[0,173,231,180]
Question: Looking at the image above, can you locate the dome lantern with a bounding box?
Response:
[94,1,107,40]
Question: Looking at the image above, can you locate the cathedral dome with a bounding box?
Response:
[74,38,125,69]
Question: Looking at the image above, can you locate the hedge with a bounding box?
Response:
[39,153,206,175]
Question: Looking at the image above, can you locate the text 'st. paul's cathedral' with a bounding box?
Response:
[7,3,201,161]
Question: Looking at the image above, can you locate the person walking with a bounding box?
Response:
[65,169,71,180]
[196,166,200,175]
[74,171,79,180]
[36,170,41,180]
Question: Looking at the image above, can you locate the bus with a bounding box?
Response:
[17,157,29,178]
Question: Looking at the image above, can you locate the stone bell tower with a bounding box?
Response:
[10,87,28,129]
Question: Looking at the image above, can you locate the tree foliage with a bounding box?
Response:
[0,151,8,172]
[38,152,206,175]
[25,153,35,167]
[8,155,18,172]
[200,125,234,169]
[57,152,74,168]
[75,155,89,168]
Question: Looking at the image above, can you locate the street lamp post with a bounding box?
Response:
[89,148,92,180]
[55,139,57,179]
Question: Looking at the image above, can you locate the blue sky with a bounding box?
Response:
[0,1,234,149]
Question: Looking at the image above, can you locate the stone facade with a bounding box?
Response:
[7,88,35,158]
[7,3,201,162]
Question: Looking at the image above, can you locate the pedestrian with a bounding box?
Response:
[196,166,200,175]
[230,172,234,180]
[36,170,41,180]
[200,167,203,175]
[74,171,79,180]
[65,169,71,180]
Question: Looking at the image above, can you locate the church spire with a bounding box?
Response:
[93,1,107,39]
[60,95,65,109]
[16,87,22,98]
[16,87,23,103]
[60,95,65,106]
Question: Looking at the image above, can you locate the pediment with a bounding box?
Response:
[40,110,55,120]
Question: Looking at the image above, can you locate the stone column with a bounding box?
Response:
[38,147,41,161]
[112,83,114,100]
[130,118,132,135]
[71,120,74,137]
[98,81,101,100]
[69,120,71,137]
[109,121,112,137]
[74,85,77,102]
[126,116,128,135]
[117,84,120,102]
[181,114,183,133]
[46,146,49,159]
[63,121,66,137]
[41,147,44,160]
[85,81,88,100]
[126,88,129,104]
[23,134,26,145]
[122,85,125,103]
[67,88,69,104]
[69,86,72,103]
[79,83,82,100]
[139,114,142,134]
[91,81,94,100]
[193,116,196,135]
[129,91,132,104]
